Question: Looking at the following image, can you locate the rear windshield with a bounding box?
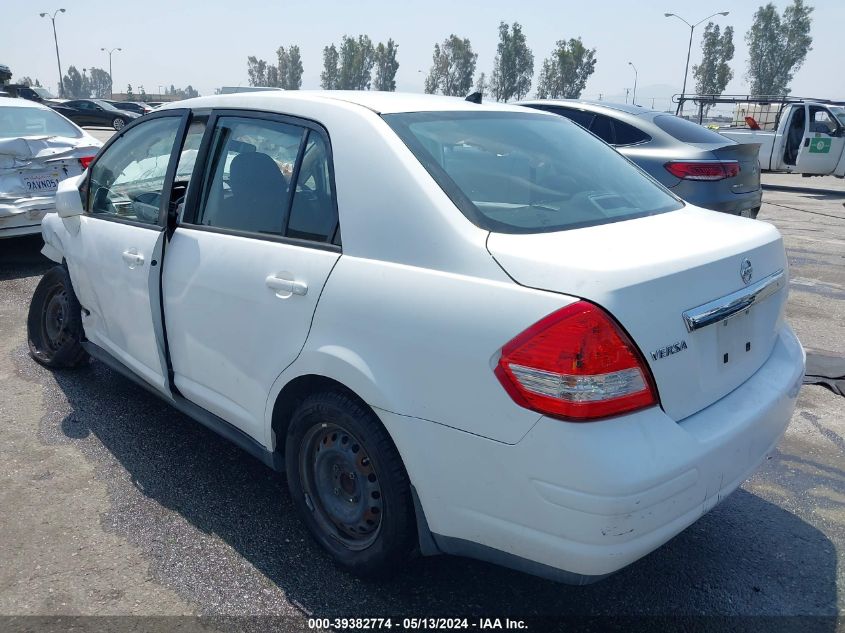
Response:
[653,114,730,144]
[384,111,681,234]
[0,106,82,139]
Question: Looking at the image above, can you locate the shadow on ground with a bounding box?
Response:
[0,235,52,282]
[35,356,838,624]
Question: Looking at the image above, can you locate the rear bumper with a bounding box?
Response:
[385,323,804,581]
[0,198,55,238]
[670,185,762,216]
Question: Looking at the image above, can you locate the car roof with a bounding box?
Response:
[0,96,50,110]
[158,90,532,115]
[519,99,659,117]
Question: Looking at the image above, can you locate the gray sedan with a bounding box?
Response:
[519,100,762,218]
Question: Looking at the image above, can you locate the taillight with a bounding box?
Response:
[78,156,95,170]
[664,160,740,181]
[495,301,658,421]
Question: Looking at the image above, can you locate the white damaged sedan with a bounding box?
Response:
[28,91,804,583]
[0,97,100,238]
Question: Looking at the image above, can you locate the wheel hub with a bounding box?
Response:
[42,288,69,352]
[302,424,383,549]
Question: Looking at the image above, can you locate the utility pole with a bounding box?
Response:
[39,9,66,97]
[664,10,730,115]
[101,47,122,99]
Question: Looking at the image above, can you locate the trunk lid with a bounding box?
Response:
[487,207,788,422]
[691,141,762,194]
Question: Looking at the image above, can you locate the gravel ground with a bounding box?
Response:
[1,186,843,631]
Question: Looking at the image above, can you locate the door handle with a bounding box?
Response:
[121,249,144,269]
[265,274,308,297]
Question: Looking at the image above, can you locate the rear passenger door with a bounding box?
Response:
[163,111,341,442]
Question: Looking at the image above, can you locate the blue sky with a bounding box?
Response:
[5,0,844,109]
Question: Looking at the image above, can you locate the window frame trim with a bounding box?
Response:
[179,107,341,252]
[83,108,192,232]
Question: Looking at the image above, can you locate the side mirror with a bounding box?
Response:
[56,174,86,218]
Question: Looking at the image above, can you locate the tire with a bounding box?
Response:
[741,206,760,219]
[112,117,125,131]
[27,266,88,368]
[285,389,415,576]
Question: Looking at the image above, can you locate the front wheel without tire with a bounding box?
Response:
[285,390,415,576]
[27,266,88,368]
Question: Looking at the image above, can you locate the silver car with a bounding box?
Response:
[519,100,762,218]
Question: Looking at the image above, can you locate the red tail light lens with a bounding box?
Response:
[495,302,658,421]
[665,160,740,181]
[78,156,95,170]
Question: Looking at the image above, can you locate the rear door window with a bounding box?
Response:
[193,115,339,244]
[589,114,615,143]
[613,119,651,145]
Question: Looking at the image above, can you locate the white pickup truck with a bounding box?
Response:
[719,102,845,177]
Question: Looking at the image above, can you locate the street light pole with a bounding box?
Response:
[101,47,122,99]
[39,9,66,97]
[664,11,729,116]
[628,62,638,106]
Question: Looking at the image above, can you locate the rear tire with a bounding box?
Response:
[741,206,760,219]
[27,266,88,368]
[112,117,125,131]
[285,389,415,577]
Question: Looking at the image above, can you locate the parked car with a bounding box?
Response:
[106,100,154,116]
[0,97,100,238]
[29,92,804,583]
[719,101,845,178]
[2,84,56,103]
[520,100,763,218]
[49,98,139,131]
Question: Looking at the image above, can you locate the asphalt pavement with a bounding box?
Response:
[0,186,843,631]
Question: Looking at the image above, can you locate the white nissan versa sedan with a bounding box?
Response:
[28,91,805,583]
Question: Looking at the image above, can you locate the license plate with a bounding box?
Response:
[22,172,60,193]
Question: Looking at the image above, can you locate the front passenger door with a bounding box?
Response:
[796,106,845,175]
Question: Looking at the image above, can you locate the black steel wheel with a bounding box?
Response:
[286,389,415,576]
[27,266,88,368]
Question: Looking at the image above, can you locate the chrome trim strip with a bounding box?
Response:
[682,269,785,332]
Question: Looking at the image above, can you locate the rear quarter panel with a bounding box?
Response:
[275,255,574,445]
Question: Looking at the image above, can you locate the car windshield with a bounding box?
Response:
[91,99,121,112]
[384,111,682,234]
[0,106,82,139]
[830,106,845,127]
[31,87,54,99]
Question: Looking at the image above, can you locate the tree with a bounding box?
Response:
[62,66,89,98]
[746,0,813,96]
[373,39,399,91]
[17,76,34,87]
[246,56,268,86]
[535,38,597,99]
[338,35,375,90]
[88,67,112,98]
[474,72,488,96]
[692,23,735,113]
[126,83,134,99]
[490,22,534,102]
[275,45,303,89]
[424,35,477,96]
[287,45,303,89]
[321,44,340,89]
